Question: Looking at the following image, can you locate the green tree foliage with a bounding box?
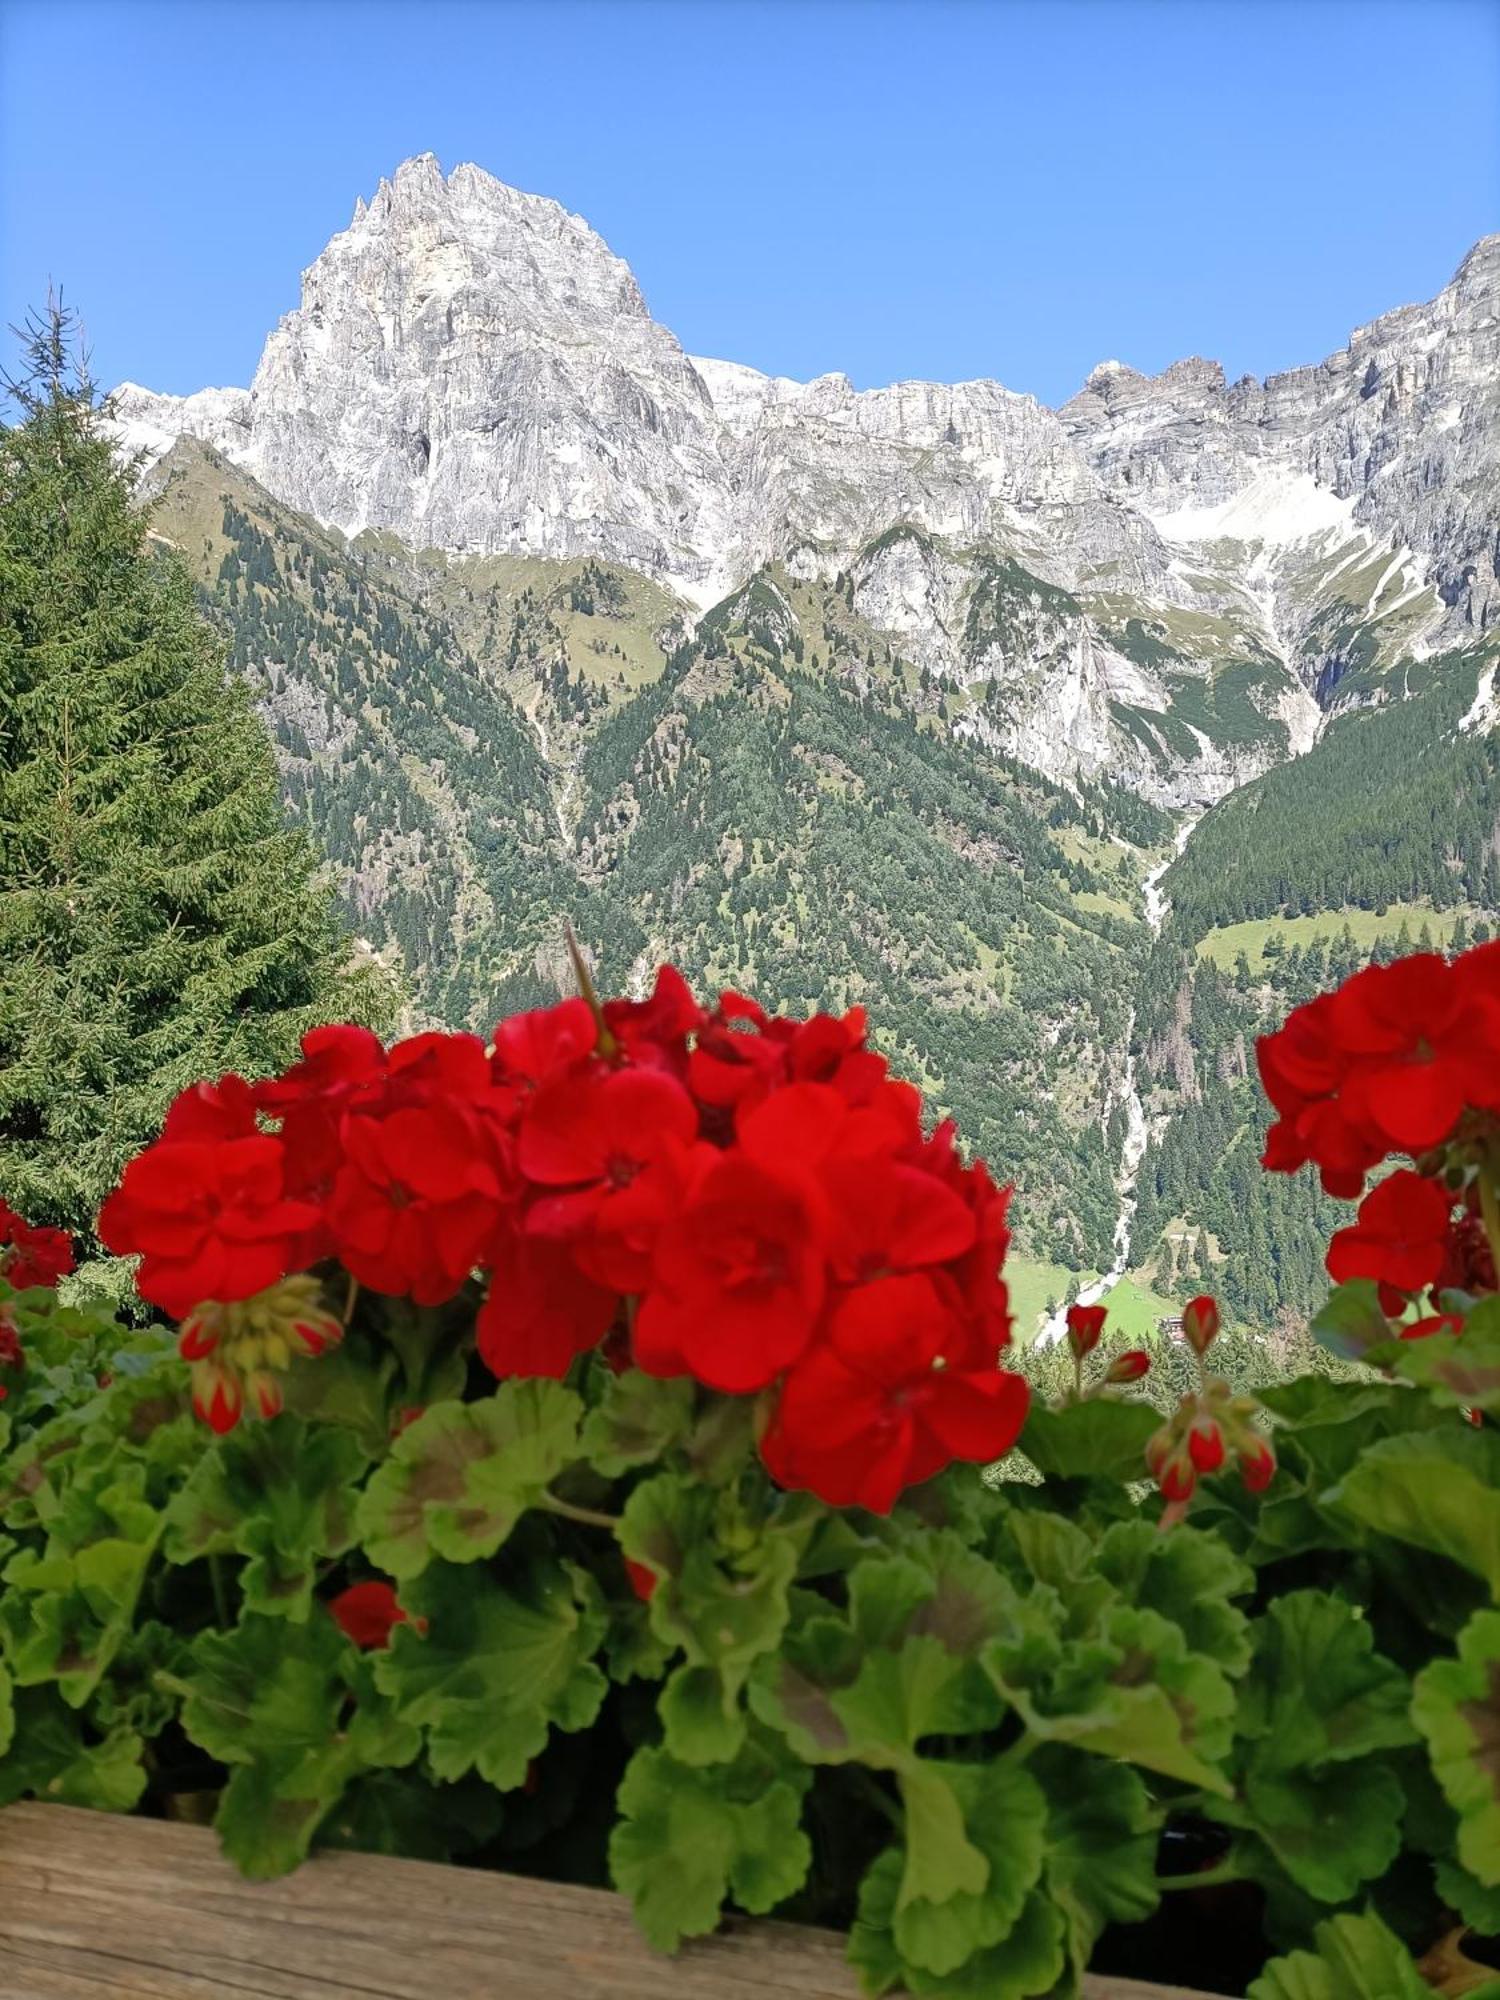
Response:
[0,302,388,1233]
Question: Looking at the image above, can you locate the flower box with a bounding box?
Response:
[0,1802,1231,2000]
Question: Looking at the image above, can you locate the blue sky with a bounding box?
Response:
[2,0,1497,407]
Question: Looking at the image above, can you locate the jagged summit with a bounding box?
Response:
[111,158,1498,791]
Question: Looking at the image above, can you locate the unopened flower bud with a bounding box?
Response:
[1105,1348,1151,1384]
[1066,1303,1108,1361]
[1188,1416,1225,1473]
[1238,1437,1276,1493]
[1146,1423,1176,1477]
[1182,1295,1220,1357]
[1159,1451,1197,1504]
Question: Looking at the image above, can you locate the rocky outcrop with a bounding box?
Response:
[111,155,1498,791]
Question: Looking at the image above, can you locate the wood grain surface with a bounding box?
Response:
[0,1802,1232,2000]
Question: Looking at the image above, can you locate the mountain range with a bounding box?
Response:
[106,154,1500,1337]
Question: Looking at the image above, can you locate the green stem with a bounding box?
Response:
[209,1554,231,1629]
[539,1491,622,1533]
[1003,1732,1038,1766]
[851,1769,903,1830]
[1155,1861,1244,1893]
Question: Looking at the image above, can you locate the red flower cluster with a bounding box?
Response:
[1258,945,1500,1198]
[100,971,1027,1510]
[0,1200,73,1293]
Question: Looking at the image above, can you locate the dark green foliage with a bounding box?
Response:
[0,306,387,1235]
[1163,647,1500,933]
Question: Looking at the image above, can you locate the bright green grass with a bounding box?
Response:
[1093,1272,1184,1341]
[1195,902,1481,971]
[1007,1255,1099,1344]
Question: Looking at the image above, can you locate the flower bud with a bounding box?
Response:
[1238,1437,1276,1493]
[1066,1303,1108,1360]
[1105,1348,1151,1384]
[1158,1450,1197,1504]
[625,1558,658,1604]
[1182,1295,1220,1357]
[1188,1416,1225,1473]
[1145,1423,1176,1477]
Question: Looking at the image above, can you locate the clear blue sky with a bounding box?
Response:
[3,0,1497,408]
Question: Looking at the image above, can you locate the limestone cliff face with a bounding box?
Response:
[111,155,1497,796]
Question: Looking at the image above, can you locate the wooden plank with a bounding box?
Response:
[0,1803,1230,2000]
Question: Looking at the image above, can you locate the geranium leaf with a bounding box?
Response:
[889,1761,1047,1975]
[1095,1518,1254,1672]
[1309,1280,1394,1362]
[178,1611,350,1768]
[621,1473,801,1715]
[986,1604,1235,1792]
[579,1367,694,1475]
[1385,1301,1500,1415]
[0,1529,158,1706]
[0,1686,146,1811]
[1412,1607,1500,1887]
[1328,1428,1500,1597]
[374,1557,606,1787]
[164,1416,370,1622]
[1238,1590,1417,1772]
[0,1661,13,1759]
[659,1662,747,1765]
[1018,1399,1160,1482]
[1246,1911,1432,2000]
[356,1381,583,1579]
[1240,1760,1405,1902]
[1032,1745,1159,1975]
[608,1742,811,1951]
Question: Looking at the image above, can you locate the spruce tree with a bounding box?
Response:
[0,300,391,1237]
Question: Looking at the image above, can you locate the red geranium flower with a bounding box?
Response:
[633,1145,828,1393]
[329,1581,410,1650]
[602,965,703,1076]
[761,1274,1028,1512]
[0,1205,74,1291]
[477,1220,618,1379]
[1325,1170,1453,1297]
[99,1134,320,1320]
[491,998,598,1108]
[519,1065,699,1290]
[325,1032,517,1305]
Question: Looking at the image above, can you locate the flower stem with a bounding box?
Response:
[539,1491,622,1532]
[1155,1861,1244,1892]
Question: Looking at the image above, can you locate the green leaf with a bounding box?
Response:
[0,1530,158,1706]
[0,1686,145,1811]
[374,1558,606,1788]
[1329,1427,1500,1597]
[1095,1518,1254,1672]
[621,1472,802,1737]
[580,1367,694,1475]
[1309,1280,1394,1363]
[0,1660,12,1759]
[164,1415,369,1621]
[659,1662,747,1765]
[1246,1911,1431,2000]
[1018,1398,1161,1482]
[850,1849,1066,2000]
[179,1614,420,1878]
[1240,1760,1406,1903]
[179,1610,350,1767]
[1238,1590,1417,1772]
[1385,1299,1500,1415]
[356,1382,583,1579]
[984,1601,1235,1792]
[1033,1746,1159,1977]
[609,1741,811,1951]
[1413,1606,1500,1887]
[889,1761,1047,1976]
[1435,1856,1500,1933]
